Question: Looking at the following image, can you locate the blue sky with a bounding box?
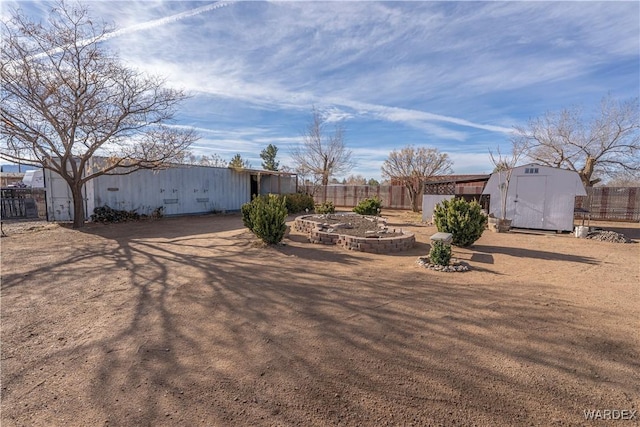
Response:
[3,1,639,180]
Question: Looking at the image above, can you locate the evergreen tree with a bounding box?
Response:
[260,144,280,171]
[229,154,251,169]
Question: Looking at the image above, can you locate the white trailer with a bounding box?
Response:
[44,158,297,222]
[482,164,587,232]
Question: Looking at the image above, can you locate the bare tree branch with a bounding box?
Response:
[1,1,198,227]
[381,145,452,212]
[489,140,527,220]
[512,95,639,186]
[291,107,354,186]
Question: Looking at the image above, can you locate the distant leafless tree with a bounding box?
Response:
[1,1,197,228]
[291,107,354,186]
[344,174,366,185]
[182,153,228,168]
[512,96,639,187]
[603,170,640,187]
[199,154,227,168]
[381,145,452,212]
[488,140,527,220]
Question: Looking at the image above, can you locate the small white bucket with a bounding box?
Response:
[574,226,588,238]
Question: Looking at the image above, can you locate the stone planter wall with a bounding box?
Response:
[294,215,416,254]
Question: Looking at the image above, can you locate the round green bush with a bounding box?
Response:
[284,193,315,214]
[433,198,487,247]
[315,201,335,214]
[353,196,382,216]
[242,194,288,244]
[429,240,452,266]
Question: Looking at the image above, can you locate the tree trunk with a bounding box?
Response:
[407,187,420,212]
[579,156,599,187]
[70,182,86,229]
[321,156,329,186]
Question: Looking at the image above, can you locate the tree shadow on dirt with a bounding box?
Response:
[75,213,247,240]
[2,220,638,426]
[472,244,599,265]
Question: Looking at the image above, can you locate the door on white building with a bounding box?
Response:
[513,175,547,229]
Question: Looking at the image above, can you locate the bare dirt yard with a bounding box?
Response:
[1,210,639,426]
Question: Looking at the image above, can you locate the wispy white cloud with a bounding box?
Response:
[5,0,637,180]
[99,1,235,41]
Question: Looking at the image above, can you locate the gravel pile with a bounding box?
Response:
[416,257,470,272]
[585,230,632,243]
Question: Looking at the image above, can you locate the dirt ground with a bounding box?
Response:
[1,210,639,427]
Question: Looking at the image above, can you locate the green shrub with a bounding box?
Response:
[429,241,452,266]
[315,201,335,214]
[353,196,382,216]
[241,199,256,231]
[284,192,315,214]
[433,198,487,247]
[243,194,288,244]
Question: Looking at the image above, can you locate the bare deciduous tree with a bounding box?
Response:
[291,107,354,186]
[512,96,639,187]
[182,153,228,168]
[603,170,640,187]
[381,145,452,212]
[1,1,197,228]
[199,154,228,168]
[344,174,366,185]
[488,141,527,220]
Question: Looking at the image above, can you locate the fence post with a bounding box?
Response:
[626,188,636,221]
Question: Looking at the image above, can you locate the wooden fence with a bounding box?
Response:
[305,185,640,222]
[303,185,419,210]
[1,188,46,219]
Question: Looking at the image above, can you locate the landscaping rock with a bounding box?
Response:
[585,230,632,243]
[416,257,470,272]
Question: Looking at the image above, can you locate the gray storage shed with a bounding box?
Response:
[482,164,587,232]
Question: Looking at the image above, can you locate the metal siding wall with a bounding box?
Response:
[45,168,73,221]
[482,175,501,217]
[422,195,454,222]
[512,175,547,229]
[505,167,583,231]
[44,161,93,221]
[282,177,297,194]
[546,192,576,231]
[260,176,273,194]
[543,171,578,231]
[258,175,297,195]
[91,166,250,217]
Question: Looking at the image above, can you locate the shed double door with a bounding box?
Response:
[513,175,547,229]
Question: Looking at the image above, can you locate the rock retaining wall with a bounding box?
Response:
[294,215,416,254]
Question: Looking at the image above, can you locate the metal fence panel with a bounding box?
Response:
[576,187,640,221]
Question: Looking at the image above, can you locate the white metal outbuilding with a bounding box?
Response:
[44,159,297,222]
[482,164,587,232]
